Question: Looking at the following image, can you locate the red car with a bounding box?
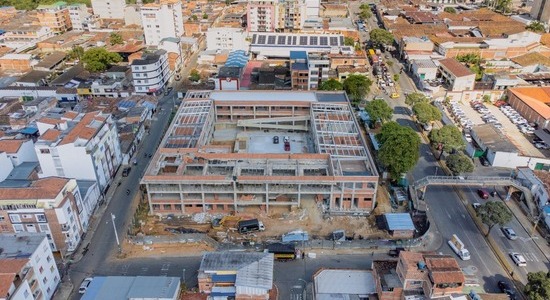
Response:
[477,189,489,200]
[284,141,290,151]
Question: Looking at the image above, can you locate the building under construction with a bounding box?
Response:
[141,90,379,216]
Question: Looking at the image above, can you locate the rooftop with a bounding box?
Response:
[131,50,167,66]
[511,52,550,67]
[385,213,415,231]
[81,276,180,300]
[251,33,344,48]
[0,233,47,259]
[34,52,66,70]
[424,254,465,283]
[0,139,26,154]
[16,70,50,83]
[508,87,550,119]
[0,177,69,200]
[314,269,376,299]
[472,124,520,153]
[438,58,474,77]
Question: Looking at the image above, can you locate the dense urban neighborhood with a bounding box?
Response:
[1,0,550,300]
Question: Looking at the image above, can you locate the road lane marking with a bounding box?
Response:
[161,263,170,271]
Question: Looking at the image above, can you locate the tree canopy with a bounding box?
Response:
[477,201,513,236]
[377,122,421,180]
[343,74,372,103]
[365,99,393,123]
[189,69,201,82]
[109,33,124,46]
[444,7,456,13]
[1,0,90,10]
[525,271,550,300]
[405,92,429,106]
[526,21,546,33]
[67,46,84,61]
[369,29,394,47]
[413,102,442,124]
[319,79,343,91]
[344,37,355,46]
[428,125,466,153]
[81,47,122,72]
[446,153,474,175]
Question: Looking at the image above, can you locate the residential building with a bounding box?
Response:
[400,36,434,58]
[140,0,184,46]
[124,5,142,26]
[329,47,367,70]
[0,139,38,168]
[516,167,550,229]
[213,66,242,90]
[81,276,181,300]
[531,0,550,24]
[278,0,307,31]
[68,4,91,31]
[290,51,309,90]
[131,49,170,94]
[312,269,376,299]
[0,26,53,51]
[91,0,126,19]
[247,0,278,32]
[438,58,476,91]
[159,37,183,73]
[141,90,379,216]
[305,0,320,18]
[34,111,122,191]
[206,28,248,52]
[411,59,438,81]
[36,2,72,34]
[396,251,465,298]
[307,52,331,90]
[198,252,274,299]
[0,54,32,73]
[89,67,132,97]
[0,233,60,300]
[250,33,345,58]
[372,260,404,300]
[507,87,550,129]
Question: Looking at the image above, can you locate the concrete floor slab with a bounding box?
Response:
[246,131,313,154]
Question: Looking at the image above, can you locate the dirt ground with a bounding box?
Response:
[121,240,214,259]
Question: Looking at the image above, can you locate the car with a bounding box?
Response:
[472,202,481,211]
[464,133,472,142]
[79,277,93,294]
[122,167,131,177]
[498,281,517,299]
[535,142,550,150]
[501,226,518,240]
[509,252,527,266]
[479,156,489,166]
[273,136,279,144]
[477,189,489,199]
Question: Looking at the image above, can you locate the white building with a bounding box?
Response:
[0,139,39,169]
[131,50,170,94]
[124,5,142,26]
[0,233,60,300]
[34,111,122,192]
[68,4,90,31]
[250,33,345,58]
[206,27,248,52]
[247,0,278,32]
[91,0,126,19]
[140,0,184,46]
[307,52,330,90]
[531,0,550,24]
[437,58,476,91]
[305,0,320,18]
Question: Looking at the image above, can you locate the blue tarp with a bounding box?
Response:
[225,50,249,68]
[282,231,309,243]
[19,127,38,135]
[385,213,415,231]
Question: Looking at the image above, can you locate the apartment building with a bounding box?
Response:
[131,50,170,94]
[307,52,331,90]
[34,111,122,191]
[206,28,248,52]
[0,233,60,300]
[290,51,309,90]
[0,139,39,182]
[0,25,53,50]
[247,0,278,32]
[140,0,184,46]
[278,0,306,31]
[141,90,379,216]
[68,4,91,31]
[531,0,550,24]
[36,2,72,34]
[91,0,126,19]
[0,178,100,255]
[438,58,476,91]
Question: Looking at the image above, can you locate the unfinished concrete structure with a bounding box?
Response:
[141,90,378,216]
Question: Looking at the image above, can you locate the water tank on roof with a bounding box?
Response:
[417,261,426,270]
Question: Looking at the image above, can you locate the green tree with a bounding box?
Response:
[190,14,198,21]
[189,69,201,82]
[456,53,481,65]
[319,79,343,91]
[109,32,124,46]
[344,37,355,46]
[377,122,421,180]
[526,21,546,33]
[477,201,513,236]
[81,47,122,72]
[359,9,372,20]
[67,46,84,60]
[343,74,372,103]
[525,271,550,300]
[405,92,429,106]
[446,153,474,175]
[365,98,393,123]
[393,74,399,82]
[495,0,512,13]
[444,7,457,13]
[202,13,208,19]
[428,125,466,153]
[369,28,394,47]
[413,102,442,124]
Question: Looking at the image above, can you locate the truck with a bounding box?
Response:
[237,219,265,234]
[448,234,471,260]
[266,243,296,261]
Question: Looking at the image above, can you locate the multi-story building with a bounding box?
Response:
[140,0,184,46]
[0,139,39,181]
[206,28,248,52]
[0,25,53,50]
[141,90,379,216]
[438,58,476,91]
[531,0,550,24]
[131,50,170,94]
[290,51,309,90]
[307,52,330,90]
[68,4,91,31]
[0,233,60,300]
[36,2,72,34]
[91,0,126,19]
[278,0,306,31]
[34,111,122,191]
[247,0,278,32]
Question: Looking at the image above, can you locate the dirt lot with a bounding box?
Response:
[122,240,214,259]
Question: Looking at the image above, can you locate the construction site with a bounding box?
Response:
[141,90,379,217]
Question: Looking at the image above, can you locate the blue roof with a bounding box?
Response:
[544,205,550,215]
[82,276,180,300]
[290,51,308,60]
[212,274,236,283]
[117,100,136,109]
[385,213,415,231]
[19,127,38,135]
[141,101,156,110]
[291,63,308,71]
[225,50,249,68]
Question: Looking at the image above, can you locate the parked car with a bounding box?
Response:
[535,142,550,150]
[498,281,517,299]
[509,252,527,266]
[479,156,489,166]
[477,189,489,200]
[501,226,518,240]
[79,277,93,294]
[273,136,279,144]
[122,167,131,177]
[472,202,481,211]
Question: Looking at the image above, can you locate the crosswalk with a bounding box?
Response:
[518,252,540,262]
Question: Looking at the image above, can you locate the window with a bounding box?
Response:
[39,266,44,274]
[40,149,50,154]
[66,206,71,214]
[24,290,29,298]
[50,265,55,273]
[47,255,52,262]
[13,224,24,232]
[54,276,58,282]
[9,214,21,223]
[36,214,46,222]
[0,215,4,221]
[46,234,52,239]
[22,214,32,219]
[163,204,172,210]
[39,224,49,231]
[42,277,47,284]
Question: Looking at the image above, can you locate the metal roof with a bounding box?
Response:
[314,269,376,298]
[384,213,415,231]
[225,50,248,68]
[81,276,180,300]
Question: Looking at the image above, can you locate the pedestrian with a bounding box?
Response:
[302,252,305,259]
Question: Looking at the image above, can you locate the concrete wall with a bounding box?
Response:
[0,152,14,181]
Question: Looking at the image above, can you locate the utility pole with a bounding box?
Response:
[111,213,121,253]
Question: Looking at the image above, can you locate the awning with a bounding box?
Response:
[20,127,38,135]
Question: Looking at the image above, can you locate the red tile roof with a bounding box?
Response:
[508,87,550,119]
[0,177,69,200]
[0,258,29,298]
[0,139,26,153]
[39,129,62,142]
[424,255,464,284]
[59,112,105,145]
[438,58,474,77]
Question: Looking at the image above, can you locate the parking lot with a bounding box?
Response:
[443,100,544,157]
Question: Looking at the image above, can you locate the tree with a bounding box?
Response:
[81,47,122,72]
[202,13,208,19]
[527,21,546,33]
[456,53,481,65]
[189,69,201,82]
[365,99,393,123]
[343,74,372,103]
[319,79,343,91]
[344,37,355,46]
[377,122,421,180]
[67,46,84,60]
[477,201,512,236]
[444,7,457,14]
[190,14,198,21]
[369,28,394,47]
[109,33,124,46]
[359,9,372,20]
[525,271,550,300]
[393,74,399,82]
[413,102,442,124]
[428,125,466,153]
[446,153,474,175]
[405,92,429,106]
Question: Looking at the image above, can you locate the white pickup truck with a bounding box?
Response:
[448,234,471,260]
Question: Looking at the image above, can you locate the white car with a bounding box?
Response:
[509,252,527,267]
[535,142,550,150]
[79,277,93,294]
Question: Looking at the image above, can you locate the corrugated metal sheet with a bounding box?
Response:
[212,274,236,283]
[212,286,236,296]
[385,213,415,231]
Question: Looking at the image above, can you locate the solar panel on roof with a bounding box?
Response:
[252,34,257,44]
[267,35,276,44]
[299,36,308,45]
[277,36,286,45]
[258,35,266,44]
[329,36,338,46]
[320,36,328,46]
[310,36,318,45]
